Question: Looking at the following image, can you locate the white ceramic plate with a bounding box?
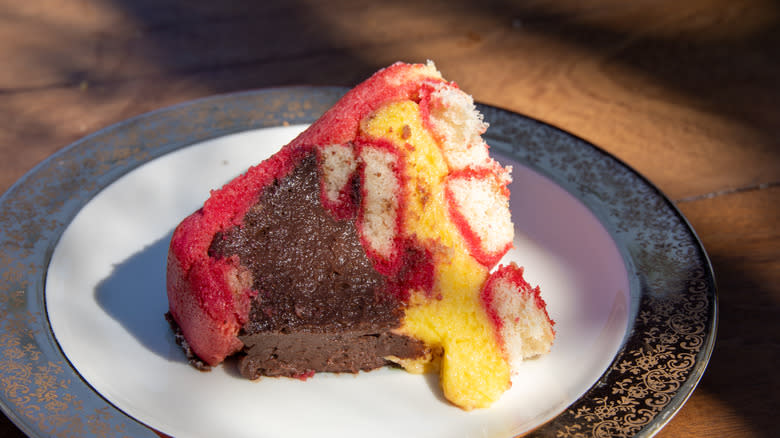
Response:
[0,88,716,437]
[46,124,629,438]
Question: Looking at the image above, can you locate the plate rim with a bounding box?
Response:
[0,86,717,438]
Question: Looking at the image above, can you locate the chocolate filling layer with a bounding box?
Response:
[208,153,425,378]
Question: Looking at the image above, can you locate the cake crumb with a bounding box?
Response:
[401,124,412,140]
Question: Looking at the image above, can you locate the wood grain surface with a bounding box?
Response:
[1,0,778,436]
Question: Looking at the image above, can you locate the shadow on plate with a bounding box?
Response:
[94,230,186,363]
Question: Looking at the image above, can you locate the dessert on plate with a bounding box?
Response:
[166,61,555,410]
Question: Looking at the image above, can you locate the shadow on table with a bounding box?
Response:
[96,0,780,150]
[693,253,778,437]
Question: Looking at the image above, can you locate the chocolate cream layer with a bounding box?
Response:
[208,153,426,378]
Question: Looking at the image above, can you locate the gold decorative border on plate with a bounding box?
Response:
[0,89,716,438]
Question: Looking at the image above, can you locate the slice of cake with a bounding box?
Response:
[166,61,555,410]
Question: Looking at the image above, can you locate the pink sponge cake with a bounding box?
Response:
[166,61,555,410]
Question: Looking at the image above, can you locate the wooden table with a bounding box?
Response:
[1,1,777,436]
